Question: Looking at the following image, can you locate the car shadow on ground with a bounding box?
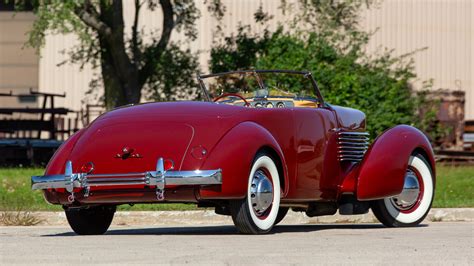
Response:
[41,223,428,237]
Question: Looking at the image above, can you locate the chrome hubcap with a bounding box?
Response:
[250,169,273,216]
[390,169,420,210]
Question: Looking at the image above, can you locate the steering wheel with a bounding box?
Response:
[213,93,250,107]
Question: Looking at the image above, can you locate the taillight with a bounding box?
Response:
[80,162,95,174]
[164,159,174,171]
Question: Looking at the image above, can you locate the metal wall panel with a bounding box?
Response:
[360,0,473,120]
[38,33,98,112]
[0,12,38,108]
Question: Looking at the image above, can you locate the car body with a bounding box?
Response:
[32,70,436,234]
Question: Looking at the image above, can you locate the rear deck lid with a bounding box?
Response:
[68,122,194,174]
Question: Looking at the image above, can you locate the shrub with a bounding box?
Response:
[210,26,440,140]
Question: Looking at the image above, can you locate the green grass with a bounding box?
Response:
[0,165,472,211]
[432,165,474,208]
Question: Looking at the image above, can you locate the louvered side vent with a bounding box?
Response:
[337,131,370,162]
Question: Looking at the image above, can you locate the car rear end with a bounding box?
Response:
[32,101,243,205]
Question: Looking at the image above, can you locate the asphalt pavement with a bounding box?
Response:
[0,222,472,265]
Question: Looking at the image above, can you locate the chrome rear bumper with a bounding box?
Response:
[31,158,221,201]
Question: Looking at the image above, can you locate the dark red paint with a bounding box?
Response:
[356,125,435,200]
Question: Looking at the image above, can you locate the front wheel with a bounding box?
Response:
[65,205,116,235]
[230,153,281,234]
[371,154,435,227]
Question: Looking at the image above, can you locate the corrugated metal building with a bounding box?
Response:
[361,0,473,120]
[1,0,473,119]
[0,12,38,106]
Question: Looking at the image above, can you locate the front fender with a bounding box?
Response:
[199,121,287,199]
[357,125,435,200]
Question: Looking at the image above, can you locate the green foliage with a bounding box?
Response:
[146,44,200,101]
[24,0,204,107]
[210,1,441,140]
[27,1,94,64]
[210,26,272,74]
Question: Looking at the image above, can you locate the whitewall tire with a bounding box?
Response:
[371,154,435,227]
[230,153,281,234]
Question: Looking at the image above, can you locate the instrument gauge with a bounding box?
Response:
[276,102,285,108]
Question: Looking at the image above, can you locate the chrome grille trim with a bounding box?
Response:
[338,146,367,151]
[338,137,369,142]
[337,142,368,146]
[337,131,369,162]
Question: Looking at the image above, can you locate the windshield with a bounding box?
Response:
[198,70,324,108]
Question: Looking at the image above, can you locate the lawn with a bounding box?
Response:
[0,165,472,211]
[432,165,474,208]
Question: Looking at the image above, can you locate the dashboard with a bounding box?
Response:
[232,98,319,108]
[242,99,295,108]
[215,93,320,109]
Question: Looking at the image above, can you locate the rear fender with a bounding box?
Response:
[45,129,85,175]
[199,122,288,199]
[357,125,435,200]
[42,129,85,204]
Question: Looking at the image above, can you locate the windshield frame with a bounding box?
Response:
[197,69,325,106]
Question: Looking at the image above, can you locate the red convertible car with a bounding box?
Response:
[32,70,435,235]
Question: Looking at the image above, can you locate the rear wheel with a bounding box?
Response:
[371,154,434,227]
[230,153,281,234]
[65,205,116,235]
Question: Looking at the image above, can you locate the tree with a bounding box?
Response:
[26,0,223,109]
[210,0,442,140]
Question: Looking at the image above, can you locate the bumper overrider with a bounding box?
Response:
[31,158,222,202]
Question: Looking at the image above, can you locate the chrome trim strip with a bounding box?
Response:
[339,151,367,155]
[338,151,366,155]
[338,137,369,142]
[337,131,370,162]
[87,173,147,178]
[337,141,368,146]
[31,158,222,193]
[338,146,368,151]
[31,175,76,190]
[338,132,370,136]
[339,158,364,162]
[338,155,365,159]
[86,177,147,183]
